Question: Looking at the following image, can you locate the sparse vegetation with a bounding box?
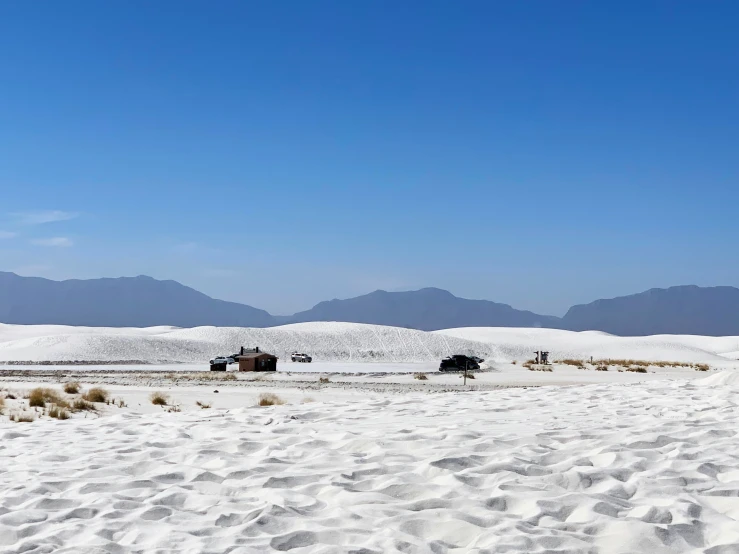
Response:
[694,364,710,371]
[0,396,5,412]
[5,392,16,400]
[11,413,35,423]
[258,393,285,406]
[414,373,428,381]
[28,387,68,408]
[527,365,553,372]
[82,387,109,403]
[150,392,169,406]
[319,377,330,384]
[196,400,211,409]
[167,404,181,413]
[189,372,237,382]
[595,365,609,371]
[559,359,586,369]
[63,382,81,394]
[302,397,316,403]
[48,405,70,420]
[72,399,96,412]
[627,367,648,373]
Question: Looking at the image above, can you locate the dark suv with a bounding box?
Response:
[439,355,481,372]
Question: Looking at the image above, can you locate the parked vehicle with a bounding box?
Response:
[439,355,480,372]
[291,352,313,363]
[210,356,235,365]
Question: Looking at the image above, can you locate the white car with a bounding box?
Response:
[210,357,235,365]
[291,352,312,363]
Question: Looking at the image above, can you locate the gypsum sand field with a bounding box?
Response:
[2,373,739,553]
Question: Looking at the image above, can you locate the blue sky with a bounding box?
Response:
[1,1,737,316]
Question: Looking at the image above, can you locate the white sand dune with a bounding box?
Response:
[1,322,738,366]
[437,327,739,363]
[2,375,739,553]
[0,322,492,363]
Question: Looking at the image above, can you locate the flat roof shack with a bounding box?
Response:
[237,351,277,372]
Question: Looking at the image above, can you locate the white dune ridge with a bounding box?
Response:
[3,376,739,553]
[1,321,739,364]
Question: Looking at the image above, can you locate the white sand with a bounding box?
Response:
[2,322,739,365]
[2,374,739,553]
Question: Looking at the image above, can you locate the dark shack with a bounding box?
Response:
[236,347,277,372]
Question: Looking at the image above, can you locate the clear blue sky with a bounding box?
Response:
[1,1,737,316]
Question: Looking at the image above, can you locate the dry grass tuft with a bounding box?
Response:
[48,405,70,420]
[0,396,5,411]
[694,363,710,371]
[150,392,169,406]
[527,365,553,372]
[82,387,109,403]
[302,397,316,403]
[167,404,181,413]
[63,382,81,394]
[190,372,237,381]
[559,359,585,369]
[196,400,211,409]
[72,399,96,412]
[28,387,68,408]
[414,373,428,381]
[595,365,609,371]
[12,413,35,423]
[319,377,330,384]
[627,367,648,373]
[258,393,285,406]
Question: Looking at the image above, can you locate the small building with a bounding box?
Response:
[236,346,277,372]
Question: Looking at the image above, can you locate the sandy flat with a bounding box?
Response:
[2,374,739,553]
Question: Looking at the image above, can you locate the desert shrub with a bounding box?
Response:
[63,382,81,394]
[694,364,710,371]
[258,393,285,406]
[6,392,16,400]
[28,387,68,408]
[72,399,96,411]
[595,365,609,371]
[150,392,169,406]
[627,367,648,373]
[319,377,330,384]
[82,387,109,403]
[196,400,211,409]
[48,406,70,420]
[414,373,428,381]
[191,372,237,381]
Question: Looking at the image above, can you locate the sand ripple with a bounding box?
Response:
[2,379,739,552]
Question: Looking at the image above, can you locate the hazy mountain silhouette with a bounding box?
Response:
[289,287,560,331]
[0,272,275,327]
[561,285,739,336]
[2,273,739,336]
